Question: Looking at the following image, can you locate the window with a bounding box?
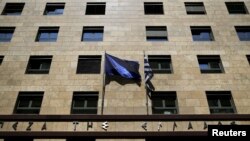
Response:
[82,27,104,41]
[151,91,178,114]
[226,2,248,14]
[86,2,106,15]
[36,27,59,42]
[0,27,15,42]
[77,56,101,74]
[235,26,250,41]
[148,55,172,73]
[197,55,224,73]
[185,2,206,14]
[191,26,214,41]
[1,3,25,15]
[144,2,164,15]
[71,92,98,114]
[0,56,3,65]
[146,26,168,41]
[206,91,236,114]
[44,3,65,15]
[26,56,52,74]
[14,92,44,114]
[247,55,250,64]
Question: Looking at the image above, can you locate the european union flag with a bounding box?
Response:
[105,54,141,80]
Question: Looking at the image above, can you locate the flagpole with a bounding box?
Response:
[101,50,106,115]
[144,50,149,115]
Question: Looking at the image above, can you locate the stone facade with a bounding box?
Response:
[0,0,250,140]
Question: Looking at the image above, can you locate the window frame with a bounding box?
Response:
[151,91,178,115]
[82,26,104,42]
[225,2,248,14]
[144,2,164,15]
[146,26,168,41]
[13,92,44,114]
[197,55,224,73]
[76,55,101,74]
[85,2,106,15]
[71,91,99,114]
[36,27,59,42]
[235,26,250,41]
[185,2,206,15]
[1,3,25,15]
[43,3,65,15]
[191,26,214,41]
[148,55,173,73]
[0,27,15,42]
[0,56,4,65]
[25,56,53,74]
[206,91,237,114]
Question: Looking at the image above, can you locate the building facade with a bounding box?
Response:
[0,0,250,140]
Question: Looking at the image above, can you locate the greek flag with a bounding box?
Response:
[144,55,155,92]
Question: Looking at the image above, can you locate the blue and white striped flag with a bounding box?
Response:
[144,55,155,92]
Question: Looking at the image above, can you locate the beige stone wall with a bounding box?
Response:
[0,0,249,121]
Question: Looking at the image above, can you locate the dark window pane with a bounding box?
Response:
[148,55,172,73]
[14,92,43,114]
[26,56,52,74]
[198,55,224,73]
[77,56,101,74]
[226,2,248,14]
[36,27,59,42]
[2,3,25,15]
[0,56,3,65]
[82,27,104,41]
[208,99,219,107]
[206,91,236,114]
[44,3,65,15]
[151,92,177,115]
[191,27,214,41]
[185,2,206,14]
[71,92,98,114]
[86,3,106,15]
[144,3,164,15]
[0,27,15,42]
[235,26,250,41]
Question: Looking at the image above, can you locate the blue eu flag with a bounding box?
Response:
[105,54,141,80]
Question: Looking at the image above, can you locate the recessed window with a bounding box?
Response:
[36,27,59,42]
[197,55,224,73]
[44,3,65,15]
[14,92,44,114]
[151,91,178,114]
[206,91,236,114]
[235,26,250,41]
[26,56,52,74]
[247,55,250,64]
[77,56,101,74]
[0,56,4,65]
[185,2,206,14]
[146,26,168,41]
[86,2,106,15]
[144,2,164,15]
[71,92,98,114]
[191,26,214,41]
[1,3,25,15]
[0,27,15,42]
[82,27,104,41]
[226,2,248,14]
[148,55,172,73]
